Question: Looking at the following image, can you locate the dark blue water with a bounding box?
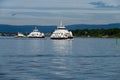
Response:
[0,37,120,80]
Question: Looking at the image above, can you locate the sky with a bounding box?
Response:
[0,0,120,25]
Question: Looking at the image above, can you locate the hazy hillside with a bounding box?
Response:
[66,23,120,30]
[0,24,56,33]
[0,23,120,33]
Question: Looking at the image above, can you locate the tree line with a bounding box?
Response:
[72,28,120,38]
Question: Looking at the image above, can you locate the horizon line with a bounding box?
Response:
[0,23,120,26]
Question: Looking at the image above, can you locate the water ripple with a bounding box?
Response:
[3,54,120,58]
[0,73,7,76]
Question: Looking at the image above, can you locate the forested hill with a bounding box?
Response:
[66,23,120,30]
[0,23,120,33]
[0,24,56,33]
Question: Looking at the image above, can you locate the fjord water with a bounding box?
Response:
[0,37,120,80]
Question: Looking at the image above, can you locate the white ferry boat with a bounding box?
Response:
[50,21,73,39]
[27,27,45,38]
[15,32,26,38]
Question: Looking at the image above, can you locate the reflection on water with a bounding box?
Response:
[52,40,73,54]
[50,40,74,79]
[0,38,120,80]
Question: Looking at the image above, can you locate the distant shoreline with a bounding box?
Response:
[1,28,120,38]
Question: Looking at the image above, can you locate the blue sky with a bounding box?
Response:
[0,0,120,25]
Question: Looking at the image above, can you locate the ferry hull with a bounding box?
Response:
[28,36,45,38]
[68,37,73,39]
[51,37,73,40]
[15,36,26,38]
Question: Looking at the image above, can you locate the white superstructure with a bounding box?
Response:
[27,27,45,38]
[50,21,73,39]
[15,32,26,38]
